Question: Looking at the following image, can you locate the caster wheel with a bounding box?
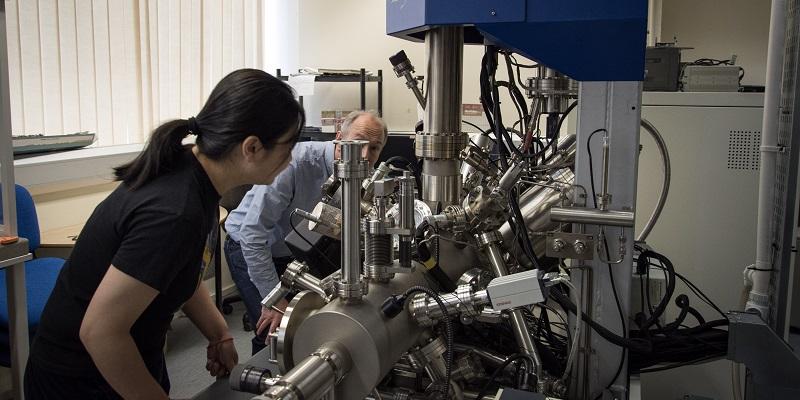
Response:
[222,303,233,315]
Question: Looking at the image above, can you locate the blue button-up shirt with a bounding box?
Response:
[225,141,334,297]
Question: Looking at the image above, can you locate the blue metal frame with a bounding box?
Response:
[386,0,647,81]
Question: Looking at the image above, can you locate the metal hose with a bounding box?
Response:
[637,118,671,242]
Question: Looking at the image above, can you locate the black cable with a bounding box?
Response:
[644,259,662,329]
[402,286,454,398]
[526,102,577,162]
[502,54,530,122]
[586,128,628,396]
[645,261,727,320]
[551,290,651,353]
[480,50,498,139]
[496,80,527,139]
[639,271,647,318]
[289,210,338,271]
[648,319,728,335]
[475,354,534,400]
[586,128,607,209]
[601,248,627,395]
[506,53,538,68]
[691,58,733,66]
[685,305,706,325]
[746,267,775,272]
[627,262,729,373]
[491,76,518,164]
[508,53,535,90]
[462,119,487,134]
[635,249,676,331]
[555,102,577,138]
[384,155,416,168]
[485,46,529,164]
[414,220,457,292]
[637,354,722,373]
[509,187,542,270]
[383,156,422,199]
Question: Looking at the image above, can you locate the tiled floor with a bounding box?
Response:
[165,301,253,399]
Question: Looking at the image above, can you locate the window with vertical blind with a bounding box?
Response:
[5,0,264,147]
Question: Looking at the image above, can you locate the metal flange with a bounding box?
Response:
[276,291,326,373]
[475,231,504,248]
[334,279,369,300]
[334,161,370,179]
[415,132,468,159]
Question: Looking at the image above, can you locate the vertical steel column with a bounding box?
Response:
[770,0,800,336]
[334,140,370,303]
[360,68,367,110]
[477,232,544,383]
[0,3,29,398]
[570,82,641,399]
[748,0,787,321]
[418,26,467,207]
[377,69,383,117]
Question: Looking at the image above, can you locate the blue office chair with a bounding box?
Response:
[0,184,65,366]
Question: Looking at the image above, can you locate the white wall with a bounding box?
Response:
[660,0,771,86]
[294,0,531,132]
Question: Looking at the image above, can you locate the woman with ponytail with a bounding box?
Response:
[24,69,304,399]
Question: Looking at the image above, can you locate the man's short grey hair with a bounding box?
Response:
[340,110,388,139]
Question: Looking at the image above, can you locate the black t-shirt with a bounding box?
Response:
[30,150,220,377]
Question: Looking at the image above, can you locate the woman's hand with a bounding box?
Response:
[206,336,238,377]
[256,298,289,337]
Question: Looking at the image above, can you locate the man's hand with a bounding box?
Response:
[206,337,238,377]
[256,298,289,337]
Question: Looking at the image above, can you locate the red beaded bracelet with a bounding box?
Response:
[207,336,234,348]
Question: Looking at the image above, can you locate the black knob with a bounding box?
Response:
[389,50,409,67]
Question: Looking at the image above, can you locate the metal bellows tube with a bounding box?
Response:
[637,118,671,242]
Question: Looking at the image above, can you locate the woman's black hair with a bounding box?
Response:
[114,69,305,189]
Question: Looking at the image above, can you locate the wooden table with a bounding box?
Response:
[39,223,83,248]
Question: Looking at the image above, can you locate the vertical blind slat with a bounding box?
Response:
[91,0,113,147]
[58,0,81,136]
[75,0,97,133]
[18,0,45,135]
[8,0,262,145]
[39,0,64,136]
[6,0,25,134]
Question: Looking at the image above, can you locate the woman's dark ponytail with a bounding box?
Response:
[114,69,304,190]
[113,120,192,189]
